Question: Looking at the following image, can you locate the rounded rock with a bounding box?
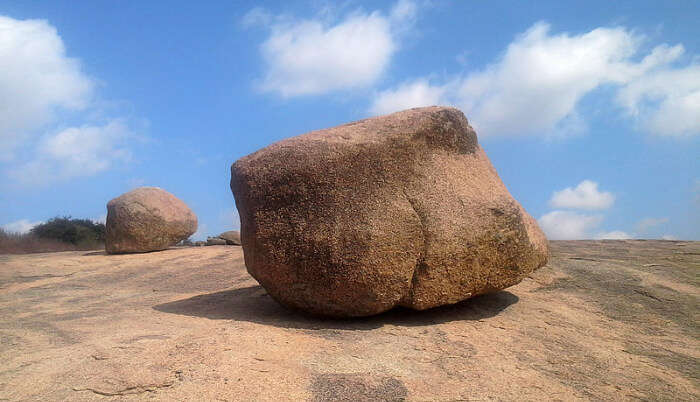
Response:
[106,187,197,254]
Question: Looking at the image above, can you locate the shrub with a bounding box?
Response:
[0,216,106,254]
[30,216,105,247]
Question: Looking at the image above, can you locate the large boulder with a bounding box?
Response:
[106,187,197,254]
[231,106,549,317]
[218,230,241,245]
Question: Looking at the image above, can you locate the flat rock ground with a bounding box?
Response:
[0,240,698,401]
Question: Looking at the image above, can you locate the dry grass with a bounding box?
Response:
[0,228,103,254]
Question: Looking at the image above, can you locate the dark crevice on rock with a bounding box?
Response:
[402,188,429,303]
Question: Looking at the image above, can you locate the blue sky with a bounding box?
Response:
[1,0,698,240]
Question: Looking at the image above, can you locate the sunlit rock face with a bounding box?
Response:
[231,107,549,317]
[106,187,197,254]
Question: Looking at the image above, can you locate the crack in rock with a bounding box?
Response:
[402,188,429,302]
[72,381,174,396]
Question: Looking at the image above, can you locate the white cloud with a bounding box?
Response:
[8,120,134,184]
[389,0,418,25]
[455,22,643,136]
[549,180,615,210]
[661,234,678,240]
[635,217,669,233]
[0,15,93,160]
[241,7,273,28]
[371,78,440,116]
[538,210,603,240]
[595,230,632,240]
[540,180,630,240]
[616,64,700,137]
[370,22,699,137]
[371,79,447,114]
[249,1,416,96]
[93,214,107,224]
[2,219,42,234]
[1,15,140,185]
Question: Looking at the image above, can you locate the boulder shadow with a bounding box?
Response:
[83,247,189,256]
[153,285,519,331]
[83,251,107,256]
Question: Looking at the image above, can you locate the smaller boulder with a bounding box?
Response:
[106,187,197,254]
[206,237,227,246]
[218,230,241,245]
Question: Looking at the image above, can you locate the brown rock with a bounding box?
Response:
[105,187,197,254]
[231,106,549,317]
[207,237,227,246]
[218,230,241,245]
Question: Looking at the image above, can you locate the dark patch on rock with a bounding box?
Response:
[311,373,408,402]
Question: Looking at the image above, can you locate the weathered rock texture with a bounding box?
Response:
[218,231,242,245]
[106,187,197,254]
[231,106,549,317]
[1,241,698,400]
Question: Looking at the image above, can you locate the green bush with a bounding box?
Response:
[30,216,105,247]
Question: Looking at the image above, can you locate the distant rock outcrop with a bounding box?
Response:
[105,187,197,254]
[206,237,227,246]
[231,106,549,317]
[218,231,241,245]
[202,231,241,246]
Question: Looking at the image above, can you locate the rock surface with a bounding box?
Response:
[231,106,548,317]
[105,187,197,254]
[0,241,697,400]
[218,231,242,245]
[206,237,227,246]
